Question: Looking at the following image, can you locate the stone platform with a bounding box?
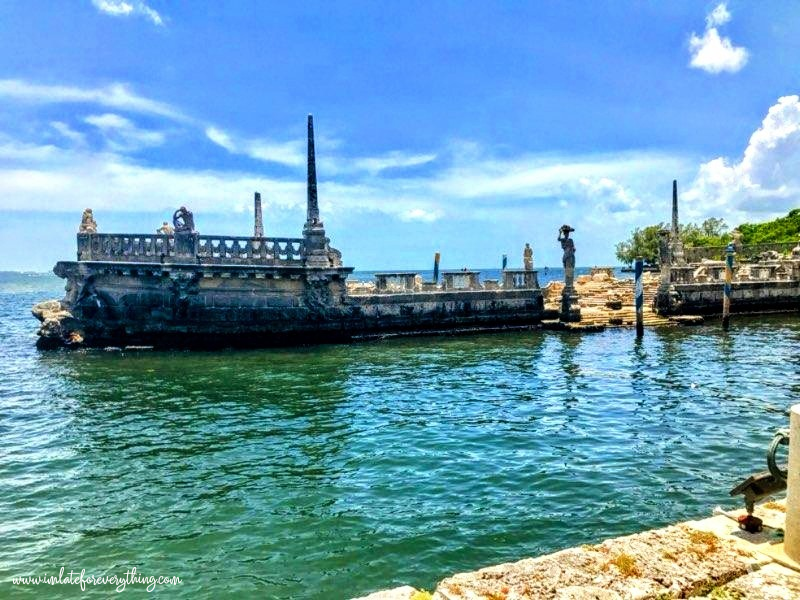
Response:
[354,498,800,600]
[543,271,693,329]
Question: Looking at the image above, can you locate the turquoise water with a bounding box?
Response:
[1,273,797,598]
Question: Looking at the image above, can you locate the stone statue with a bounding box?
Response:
[557,225,580,322]
[157,221,174,235]
[732,228,743,254]
[172,206,195,233]
[792,237,800,259]
[558,225,575,271]
[523,243,533,271]
[78,208,97,233]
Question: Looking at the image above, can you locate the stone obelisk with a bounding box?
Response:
[253,192,264,238]
[303,114,332,267]
[669,179,685,265]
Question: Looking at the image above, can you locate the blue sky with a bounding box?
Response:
[1,1,799,271]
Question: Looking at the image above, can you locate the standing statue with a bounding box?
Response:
[732,228,743,254]
[172,206,195,233]
[558,225,575,272]
[78,208,98,233]
[558,224,580,322]
[523,243,533,271]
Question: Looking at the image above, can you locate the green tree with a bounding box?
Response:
[737,208,800,244]
[680,218,730,248]
[615,223,665,266]
[615,218,730,266]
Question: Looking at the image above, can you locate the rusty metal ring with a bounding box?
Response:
[767,428,790,483]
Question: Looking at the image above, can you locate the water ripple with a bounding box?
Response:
[1,287,799,598]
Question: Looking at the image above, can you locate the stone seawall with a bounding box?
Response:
[34,261,545,348]
[660,279,800,316]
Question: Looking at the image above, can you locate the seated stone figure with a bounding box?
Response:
[78,208,98,233]
[172,206,195,233]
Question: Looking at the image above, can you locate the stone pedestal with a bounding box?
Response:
[174,232,198,259]
[303,223,331,268]
[560,286,581,322]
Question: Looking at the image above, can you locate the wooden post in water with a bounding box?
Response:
[433,252,441,284]
[634,258,644,338]
[722,242,734,330]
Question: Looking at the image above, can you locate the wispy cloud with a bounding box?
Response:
[0,80,187,121]
[352,151,437,174]
[85,113,166,150]
[205,126,305,168]
[688,2,748,74]
[91,0,164,26]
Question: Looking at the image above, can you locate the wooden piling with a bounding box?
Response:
[634,257,644,338]
[722,243,734,330]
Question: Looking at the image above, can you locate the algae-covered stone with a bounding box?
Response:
[433,525,759,600]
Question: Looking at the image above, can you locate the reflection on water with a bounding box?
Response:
[1,287,799,599]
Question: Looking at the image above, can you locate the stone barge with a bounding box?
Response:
[33,116,545,349]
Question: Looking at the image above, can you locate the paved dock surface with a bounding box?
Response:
[354,499,800,599]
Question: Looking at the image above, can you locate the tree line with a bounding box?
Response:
[615,208,800,266]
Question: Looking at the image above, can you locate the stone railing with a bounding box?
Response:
[502,269,540,290]
[669,260,800,285]
[684,241,798,263]
[76,233,305,265]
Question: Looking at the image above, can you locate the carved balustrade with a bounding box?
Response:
[669,261,800,284]
[77,233,305,265]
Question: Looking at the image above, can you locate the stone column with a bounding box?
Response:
[254,192,264,238]
[669,179,686,265]
[785,404,800,561]
[306,115,320,225]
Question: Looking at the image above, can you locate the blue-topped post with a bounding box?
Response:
[722,242,734,330]
[634,257,644,338]
[433,252,440,284]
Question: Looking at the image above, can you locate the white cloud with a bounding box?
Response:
[0,77,699,234]
[85,113,165,150]
[352,151,437,174]
[400,208,442,222]
[91,0,164,26]
[0,80,187,121]
[706,3,731,27]
[50,121,86,145]
[577,177,640,213]
[205,126,305,167]
[425,151,683,205]
[688,3,748,74]
[684,95,800,221]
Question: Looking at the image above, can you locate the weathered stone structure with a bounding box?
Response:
[33,115,545,348]
[655,182,800,316]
